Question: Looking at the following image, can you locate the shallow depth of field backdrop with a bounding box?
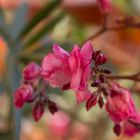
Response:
[1,0,140,140]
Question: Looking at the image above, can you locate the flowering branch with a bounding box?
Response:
[11,0,140,138]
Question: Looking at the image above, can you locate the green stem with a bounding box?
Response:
[5,52,22,140]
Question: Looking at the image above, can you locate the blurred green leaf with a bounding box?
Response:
[0,8,5,26]
[0,9,14,49]
[0,83,4,94]
[9,4,28,39]
[19,0,61,38]
[113,0,136,14]
[6,54,22,140]
[0,24,13,49]
[24,13,65,47]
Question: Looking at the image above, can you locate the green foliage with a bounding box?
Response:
[24,12,65,47]
[19,0,61,38]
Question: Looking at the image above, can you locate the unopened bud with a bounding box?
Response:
[32,101,45,122]
[23,62,41,81]
[113,123,122,136]
[86,94,97,111]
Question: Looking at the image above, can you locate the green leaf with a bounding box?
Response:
[19,0,61,38]
[0,8,5,26]
[0,9,15,50]
[9,4,28,39]
[0,83,4,94]
[0,23,13,48]
[24,13,64,47]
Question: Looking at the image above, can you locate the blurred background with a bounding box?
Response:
[0,0,140,140]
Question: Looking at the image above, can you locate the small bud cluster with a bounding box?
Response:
[14,62,58,121]
[14,41,140,136]
[85,49,109,111]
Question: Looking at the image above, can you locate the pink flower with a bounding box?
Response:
[23,62,41,81]
[41,44,71,88]
[47,111,70,137]
[41,41,93,103]
[105,84,136,123]
[123,113,140,136]
[14,84,33,108]
[97,0,111,12]
[68,41,93,103]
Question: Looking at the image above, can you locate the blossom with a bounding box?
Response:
[14,84,33,108]
[97,0,111,12]
[23,62,41,81]
[41,44,71,88]
[123,113,140,136]
[105,84,136,123]
[47,111,70,137]
[41,41,93,103]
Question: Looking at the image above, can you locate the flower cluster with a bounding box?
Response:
[14,41,140,136]
[14,62,58,121]
[106,84,140,136]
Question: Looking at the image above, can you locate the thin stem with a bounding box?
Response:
[87,13,140,41]
[87,28,107,41]
[107,72,140,82]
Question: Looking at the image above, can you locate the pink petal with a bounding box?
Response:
[41,53,63,72]
[53,44,69,58]
[68,55,77,73]
[76,89,92,104]
[82,65,91,85]
[70,67,82,90]
[48,70,71,88]
[81,41,93,66]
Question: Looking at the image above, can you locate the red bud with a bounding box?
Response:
[32,101,44,121]
[86,94,97,111]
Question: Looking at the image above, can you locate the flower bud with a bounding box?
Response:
[98,96,104,108]
[95,53,107,66]
[113,123,122,136]
[99,74,105,83]
[14,84,33,108]
[48,100,58,115]
[86,94,97,111]
[23,62,41,81]
[97,0,111,13]
[102,69,111,74]
[32,101,44,121]
[91,79,101,87]
[92,51,101,60]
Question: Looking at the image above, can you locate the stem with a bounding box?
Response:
[107,72,140,82]
[87,13,140,41]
